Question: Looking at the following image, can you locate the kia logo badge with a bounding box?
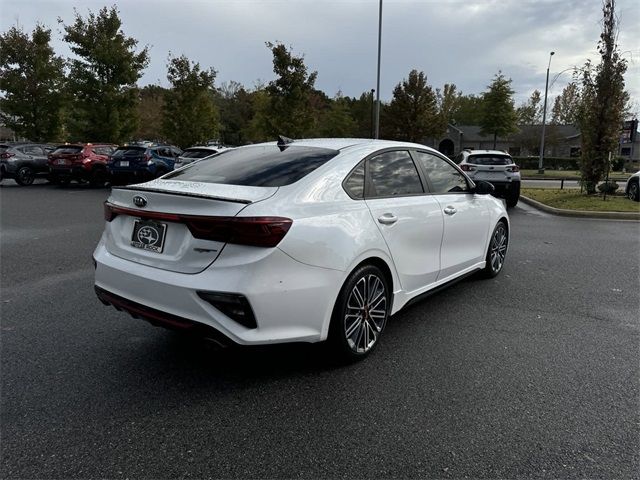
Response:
[133,195,147,208]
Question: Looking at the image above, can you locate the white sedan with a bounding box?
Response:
[94,138,509,360]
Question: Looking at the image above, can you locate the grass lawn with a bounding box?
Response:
[522,188,640,212]
[520,169,631,180]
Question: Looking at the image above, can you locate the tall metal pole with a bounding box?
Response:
[538,51,554,174]
[374,0,383,139]
[370,88,375,138]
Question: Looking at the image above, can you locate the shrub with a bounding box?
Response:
[513,157,579,170]
[597,181,619,194]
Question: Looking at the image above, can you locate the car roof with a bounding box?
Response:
[464,149,511,156]
[248,138,442,155]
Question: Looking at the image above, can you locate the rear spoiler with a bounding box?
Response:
[113,185,253,204]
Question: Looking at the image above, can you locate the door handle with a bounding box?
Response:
[377,213,398,225]
[443,206,457,216]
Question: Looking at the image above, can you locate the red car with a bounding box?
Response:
[48,143,116,186]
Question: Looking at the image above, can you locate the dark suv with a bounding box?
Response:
[48,143,116,186]
[0,143,55,186]
[108,144,182,184]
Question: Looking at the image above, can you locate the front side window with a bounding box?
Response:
[414,151,469,194]
[166,145,339,187]
[367,151,424,198]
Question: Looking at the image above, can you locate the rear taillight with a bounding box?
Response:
[104,203,292,248]
[144,153,153,165]
[460,164,476,171]
[0,152,15,159]
[507,165,520,172]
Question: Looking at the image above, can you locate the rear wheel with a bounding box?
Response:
[154,168,167,179]
[482,221,508,278]
[328,264,390,361]
[505,182,520,208]
[15,166,35,186]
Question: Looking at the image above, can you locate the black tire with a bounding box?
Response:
[481,221,508,278]
[628,180,639,202]
[505,182,520,208]
[89,168,108,187]
[15,166,35,186]
[328,264,390,361]
[58,178,70,186]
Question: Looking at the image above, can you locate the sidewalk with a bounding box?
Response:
[519,195,640,220]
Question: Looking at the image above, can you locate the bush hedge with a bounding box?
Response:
[513,157,579,170]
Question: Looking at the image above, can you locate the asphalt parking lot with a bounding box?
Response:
[1,181,639,479]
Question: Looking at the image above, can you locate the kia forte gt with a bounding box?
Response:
[94,138,509,359]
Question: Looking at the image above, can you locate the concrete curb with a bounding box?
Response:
[519,195,640,221]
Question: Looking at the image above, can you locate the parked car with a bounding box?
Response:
[94,138,509,360]
[455,149,521,207]
[108,144,182,184]
[174,146,231,169]
[625,170,639,202]
[0,143,55,186]
[48,143,116,186]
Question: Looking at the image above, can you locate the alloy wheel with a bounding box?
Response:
[343,274,388,354]
[629,183,639,201]
[490,223,508,274]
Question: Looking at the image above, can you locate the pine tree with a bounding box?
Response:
[61,6,149,143]
[479,72,519,148]
[0,24,65,141]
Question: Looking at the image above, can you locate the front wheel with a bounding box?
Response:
[15,166,35,186]
[328,264,390,361]
[481,221,508,278]
[89,168,108,187]
[628,181,639,202]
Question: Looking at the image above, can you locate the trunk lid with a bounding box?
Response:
[103,181,278,274]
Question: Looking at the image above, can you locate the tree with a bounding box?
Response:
[263,42,318,138]
[0,24,65,141]
[479,72,519,148]
[345,90,376,138]
[385,69,438,142]
[516,89,542,124]
[451,94,484,125]
[61,6,149,143]
[318,92,356,137]
[551,82,580,125]
[435,83,461,133]
[162,54,218,148]
[133,84,167,141]
[215,81,255,145]
[577,0,628,193]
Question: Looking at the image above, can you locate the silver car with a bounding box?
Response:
[174,146,231,169]
[455,149,521,207]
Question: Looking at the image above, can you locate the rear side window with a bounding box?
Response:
[467,155,513,165]
[367,151,424,198]
[52,146,83,155]
[344,162,365,199]
[166,145,339,187]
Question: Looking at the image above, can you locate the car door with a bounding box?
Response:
[363,150,444,293]
[19,146,48,172]
[413,151,490,281]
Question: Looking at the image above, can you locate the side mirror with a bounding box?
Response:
[473,180,495,195]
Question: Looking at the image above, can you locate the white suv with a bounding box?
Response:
[455,150,521,207]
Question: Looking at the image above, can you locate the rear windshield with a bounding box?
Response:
[165,145,339,187]
[112,147,146,157]
[467,155,513,165]
[52,146,83,155]
[181,148,216,159]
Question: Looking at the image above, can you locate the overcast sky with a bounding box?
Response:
[2,0,639,108]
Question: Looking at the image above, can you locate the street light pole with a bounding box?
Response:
[538,51,555,174]
[370,88,375,139]
[374,0,383,139]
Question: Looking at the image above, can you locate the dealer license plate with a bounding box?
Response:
[119,161,129,167]
[131,220,167,253]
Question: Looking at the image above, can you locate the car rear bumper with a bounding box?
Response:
[93,239,343,345]
[49,165,91,180]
